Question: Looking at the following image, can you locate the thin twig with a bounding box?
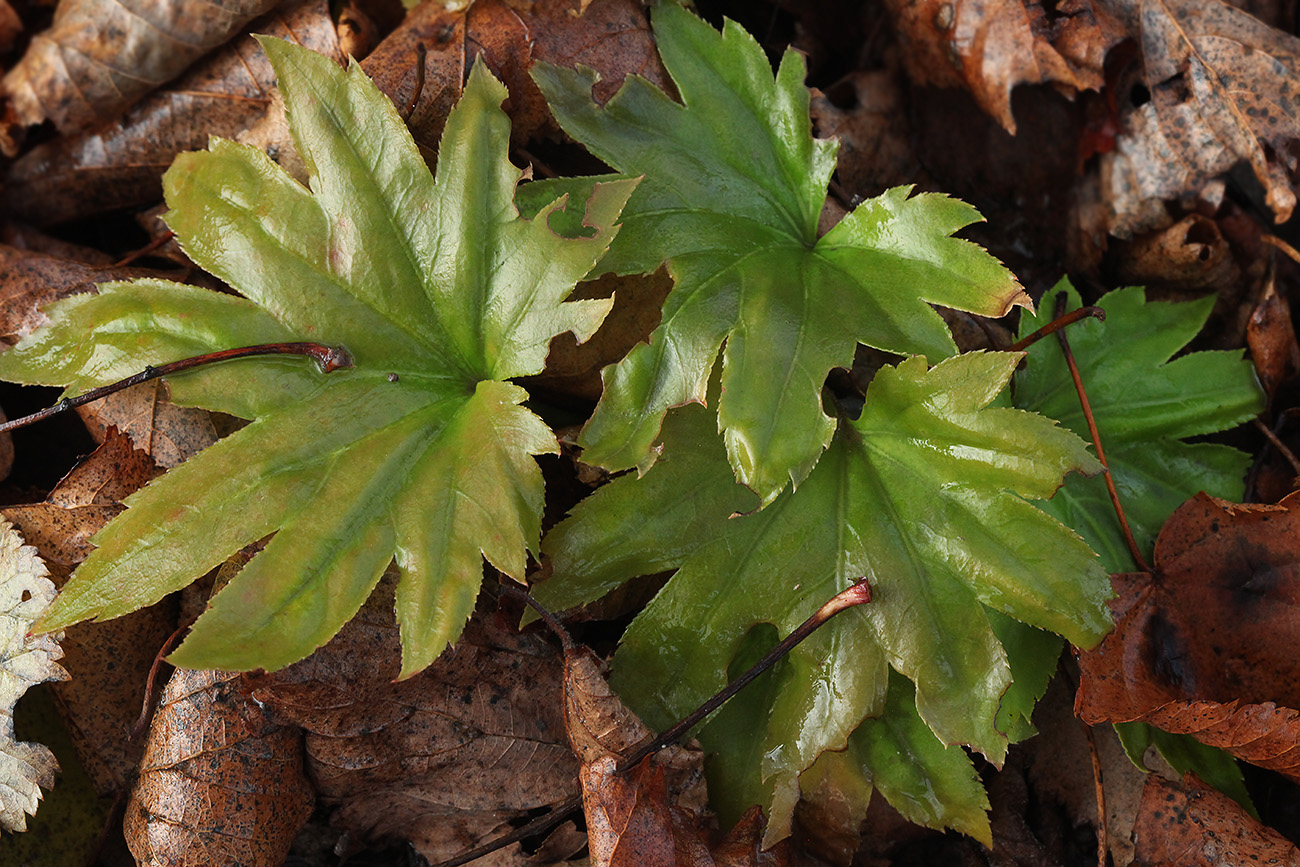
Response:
[0,342,352,435]
[1262,233,1300,267]
[1053,292,1152,573]
[403,43,428,120]
[431,796,584,867]
[1082,719,1109,867]
[106,231,175,269]
[129,620,192,741]
[1009,305,1105,352]
[1254,416,1300,475]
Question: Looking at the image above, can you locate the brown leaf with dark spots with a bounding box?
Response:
[1101,0,1300,235]
[1077,491,1300,782]
[1134,773,1300,866]
[1,0,354,227]
[2,0,282,137]
[363,0,668,155]
[3,429,170,794]
[883,0,1120,132]
[75,380,221,469]
[250,577,580,865]
[124,668,314,867]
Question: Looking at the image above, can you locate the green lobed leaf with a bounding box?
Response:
[0,41,635,677]
[531,4,1028,504]
[1012,281,1264,572]
[539,351,1110,841]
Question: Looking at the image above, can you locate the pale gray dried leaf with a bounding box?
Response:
[0,520,67,832]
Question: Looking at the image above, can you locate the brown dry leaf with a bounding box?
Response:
[125,667,313,867]
[809,70,921,199]
[1101,0,1300,235]
[1,0,360,227]
[250,577,581,865]
[2,429,167,795]
[883,0,1121,132]
[563,638,783,867]
[2,0,282,138]
[364,0,669,155]
[1133,773,1300,866]
[76,380,219,469]
[1077,491,1300,781]
[0,518,67,832]
[1111,214,1238,293]
[1248,277,1300,404]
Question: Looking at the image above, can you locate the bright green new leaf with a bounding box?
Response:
[529,4,1028,504]
[1013,282,1264,572]
[539,351,1111,841]
[0,41,635,677]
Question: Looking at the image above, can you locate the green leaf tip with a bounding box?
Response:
[534,4,1027,505]
[22,38,631,676]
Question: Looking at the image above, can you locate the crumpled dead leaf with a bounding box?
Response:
[3,0,282,138]
[364,0,669,155]
[883,0,1123,132]
[124,667,313,867]
[3,429,167,795]
[0,518,68,832]
[1077,491,1300,781]
[251,577,581,865]
[1,0,355,227]
[75,381,221,469]
[1100,0,1300,235]
[1134,773,1300,866]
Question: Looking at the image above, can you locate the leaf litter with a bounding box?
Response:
[1,0,1300,863]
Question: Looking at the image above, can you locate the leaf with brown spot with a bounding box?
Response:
[124,667,314,867]
[883,0,1122,132]
[1077,491,1300,781]
[3,429,167,795]
[250,577,582,865]
[1100,0,1300,235]
[1134,773,1300,866]
[2,0,282,137]
[75,381,220,469]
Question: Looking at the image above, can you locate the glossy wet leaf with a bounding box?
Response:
[539,351,1110,841]
[1013,281,1264,572]
[527,3,1028,504]
[0,40,634,677]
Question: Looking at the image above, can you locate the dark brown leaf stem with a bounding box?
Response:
[0,342,353,435]
[1052,292,1152,573]
[433,795,584,867]
[1009,305,1105,352]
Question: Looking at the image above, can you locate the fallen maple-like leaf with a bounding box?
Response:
[124,667,314,867]
[1134,773,1300,866]
[250,577,581,865]
[3,0,281,137]
[1077,491,1300,780]
[0,519,68,832]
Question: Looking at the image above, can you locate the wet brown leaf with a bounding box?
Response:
[3,0,281,137]
[251,578,580,865]
[1,0,355,227]
[1101,0,1300,235]
[1133,773,1300,866]
[3,429,169,794]
[884,0,1120,132]
[1077,491,1300,781]
[364,0,669,155]
[124,668,313,867]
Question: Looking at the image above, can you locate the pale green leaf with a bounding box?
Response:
[0,42,634,675]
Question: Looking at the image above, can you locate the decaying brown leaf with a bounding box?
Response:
[1101,0,1300,235]
[2,0,281,138]
[3,429,167,795]
[75,380,220,469]
[1,0,351,227]
[1134,773,1300,866]
[0,519,67,832]
[251,577,581,865]
[125,667,313,867]
[364,0,669,155]
[1077,491,1300,781]
[884,0,1121,132]
[1248,277,1300,404]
